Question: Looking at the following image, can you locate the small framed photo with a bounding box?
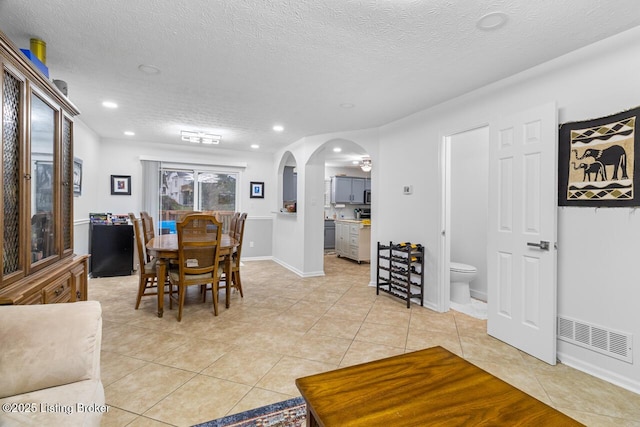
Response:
[111,175,131,195]
[73,157,83,196]
[250,181,264,198]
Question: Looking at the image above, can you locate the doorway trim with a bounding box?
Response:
[439,123,489,313]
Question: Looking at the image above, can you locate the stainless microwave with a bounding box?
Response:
[364,190,371,204]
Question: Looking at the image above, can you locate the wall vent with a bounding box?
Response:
[557,316,632,363]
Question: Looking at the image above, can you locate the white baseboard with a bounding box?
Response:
[272,257,325,278]
[557,350,640,395]
[470,289,487,301]
[422,300,440,312]
[242,256,274,262]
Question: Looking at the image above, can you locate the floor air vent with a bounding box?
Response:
[558,316,632,363]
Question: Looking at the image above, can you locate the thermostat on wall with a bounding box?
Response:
[403,185,413,195]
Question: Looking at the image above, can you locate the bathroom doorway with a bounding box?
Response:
[442,125,489,317]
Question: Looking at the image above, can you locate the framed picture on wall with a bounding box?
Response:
[73,157,83,196]
[250,181,264,198]
[111,175,131,195]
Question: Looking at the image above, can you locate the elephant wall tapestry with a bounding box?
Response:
[558,106,640,207]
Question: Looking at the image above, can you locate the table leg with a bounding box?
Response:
[306,405,320,427]
[156,258,166,318]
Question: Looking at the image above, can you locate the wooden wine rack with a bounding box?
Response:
[376,241,424,308]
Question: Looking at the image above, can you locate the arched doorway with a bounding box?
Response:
[306,138,372,275]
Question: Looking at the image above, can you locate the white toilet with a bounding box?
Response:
[450,262,477,304]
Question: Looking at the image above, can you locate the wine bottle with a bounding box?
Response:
[397,242,423,250]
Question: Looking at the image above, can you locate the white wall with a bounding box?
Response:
[371,26,640,391]
[76,136,276,258]
[72,119,102,255]
[450,126,489,301]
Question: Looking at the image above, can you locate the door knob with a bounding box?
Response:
[527,240,550,250]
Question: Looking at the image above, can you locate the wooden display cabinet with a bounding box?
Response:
[0,29,89,305]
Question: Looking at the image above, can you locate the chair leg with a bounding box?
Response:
[212,280,219,316]
[178,285,186,322]
[201,284,207,302]
[135,276,146,309]
[232,270,244,298]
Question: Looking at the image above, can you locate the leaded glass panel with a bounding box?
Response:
[62,117,72,250]
[3,71,21,275]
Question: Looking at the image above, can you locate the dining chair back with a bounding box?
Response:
[129,213,158,309]
[213,210,236,235]
[140,211,156,262]
[228,212,241,238]
[230,212,247,297]
[168,213,223,321]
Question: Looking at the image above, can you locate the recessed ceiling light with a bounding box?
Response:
[340,103,355,109]
[273,125,284,132]
[102,101,118,109]
[124,131,135,136]
[138,64,161,75]
[477,12,508,31]
[333,147,342,153]
[251,144,260,149]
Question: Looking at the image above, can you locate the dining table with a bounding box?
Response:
[146,233,238,318]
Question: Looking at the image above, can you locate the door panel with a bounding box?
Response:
[488,102,558,365]
[497,252,512,316]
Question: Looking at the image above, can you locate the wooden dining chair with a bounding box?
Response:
[230,212,247,297]
[211,210,235,235]
[129,213,159,309]
[140,211,155,254]
[168,213,223,321]
[228,212,240,238]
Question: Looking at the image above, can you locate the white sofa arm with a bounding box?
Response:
[0,301,102,399]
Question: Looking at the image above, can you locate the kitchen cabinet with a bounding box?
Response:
[331,176,365,204]
[335,220,370,263]
[335,222,349,255]
[0,29,89,305]
[324,220,335,249]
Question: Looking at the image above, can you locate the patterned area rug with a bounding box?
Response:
[193,397,306,427]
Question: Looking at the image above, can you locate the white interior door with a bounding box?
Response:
[487,102,558,365]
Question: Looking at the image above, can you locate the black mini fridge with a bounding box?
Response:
[90,224,134,277]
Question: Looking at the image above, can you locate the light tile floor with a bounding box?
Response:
[94,256,640,426]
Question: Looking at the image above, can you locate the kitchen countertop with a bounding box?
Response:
[333,219,371,226]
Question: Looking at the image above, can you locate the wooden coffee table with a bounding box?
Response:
[295,346,583,426]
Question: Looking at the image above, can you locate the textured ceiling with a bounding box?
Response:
[1,0,639,163]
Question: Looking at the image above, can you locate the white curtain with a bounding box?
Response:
[141,160,160,228]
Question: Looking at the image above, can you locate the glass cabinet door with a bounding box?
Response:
[30,92,57,263]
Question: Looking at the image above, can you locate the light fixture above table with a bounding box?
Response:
[180,130,221,145]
